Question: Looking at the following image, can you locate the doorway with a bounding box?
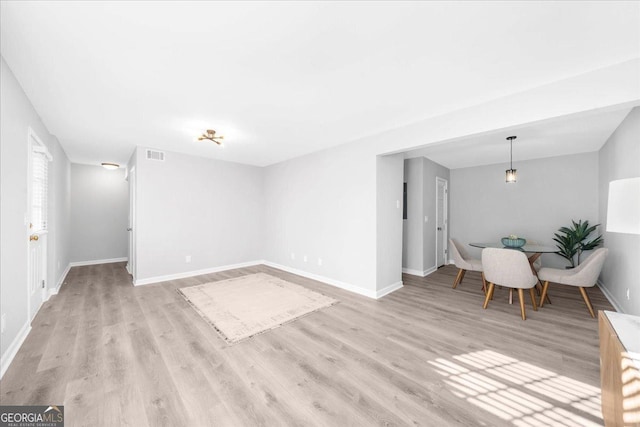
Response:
[436,177,448,268]
[27,128,51,320]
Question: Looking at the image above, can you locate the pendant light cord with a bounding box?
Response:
[507,136,516,169]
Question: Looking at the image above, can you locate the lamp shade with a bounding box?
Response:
[606,177,640,234]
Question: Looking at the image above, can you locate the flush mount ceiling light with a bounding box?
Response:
[505,136,517,183]
[101,162,119,170]
[197,129,224,145]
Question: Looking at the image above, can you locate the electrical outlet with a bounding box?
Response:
[303,255,308,263]
[291,253,295,260]
[185,255,191,263]
[57,260,61,270]
[425,216,428,222]
[396,200,400,208]
[318,258,322,266]
[627,288,630,300]
[1,313,6,334]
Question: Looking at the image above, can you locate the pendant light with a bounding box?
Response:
[505,136,517,183]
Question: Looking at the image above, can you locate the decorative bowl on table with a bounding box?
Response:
[502,236,526,248]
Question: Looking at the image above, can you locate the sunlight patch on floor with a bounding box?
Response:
[429,349,602,426]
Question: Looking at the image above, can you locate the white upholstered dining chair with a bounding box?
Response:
[482,248,538,320]
[449,239,486,291]
[538,248,608,318]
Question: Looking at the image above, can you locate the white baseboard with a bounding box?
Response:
[423,266,437,277]
[134,259,404,299]
[69,257,128,267]
[0,321,31,379]
[402,268,424,277]
[597,280,624,313]
[402,265,437,278]
[376,281,403,299]
[263,261,380,299]
[49,263,71,298]
[133,260,264,286]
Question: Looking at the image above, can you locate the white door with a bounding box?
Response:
[127,166,136,281]
[436,177,448,268]
[27,128,51,320]
[28,232,47,320]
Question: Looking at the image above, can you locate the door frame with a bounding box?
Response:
[435,177,448,268]
[126,166,136,281]
[27,127,50,321]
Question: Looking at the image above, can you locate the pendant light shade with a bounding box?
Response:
[505,136,517,183]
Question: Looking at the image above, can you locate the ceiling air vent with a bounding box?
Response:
[145,149,165,161]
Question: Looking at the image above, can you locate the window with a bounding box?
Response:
[30,134,51,233]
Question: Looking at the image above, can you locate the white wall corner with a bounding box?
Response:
[0,321,31,379]
[597,279,625,313]
[263,261,377,299]
[48,263,71,299]
[423,266,437,277]
[376,281,403,299]
[133,260,264,286]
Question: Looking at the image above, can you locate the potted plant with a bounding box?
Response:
[552,219,603,268]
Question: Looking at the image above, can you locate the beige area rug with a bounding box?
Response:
[178,273,338,344]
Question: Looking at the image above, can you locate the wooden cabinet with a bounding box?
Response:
[599,310,640,426]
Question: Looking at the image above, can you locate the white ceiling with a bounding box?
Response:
[404,107,632,169]
[1,1,639,167]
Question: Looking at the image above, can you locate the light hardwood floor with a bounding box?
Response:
[0,263,612,426]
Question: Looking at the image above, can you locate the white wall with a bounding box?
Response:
[376,154,404,294]
[450,152,600,269]
[0,57,71,367]
[70,164,128,263]
[48,138,71,287]
[598,107,640,315]
[263,140,378,295]
[133,147,264,283]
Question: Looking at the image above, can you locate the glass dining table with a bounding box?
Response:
[468,242,558,265]
[469,242,557,304]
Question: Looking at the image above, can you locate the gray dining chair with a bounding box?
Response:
[449,239,486,292]
[482,248,538,320]
[538,248,608,318]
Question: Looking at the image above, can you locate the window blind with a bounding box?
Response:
[31,149,49,232]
